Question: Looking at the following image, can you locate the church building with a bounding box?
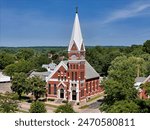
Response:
[46,10,103,103]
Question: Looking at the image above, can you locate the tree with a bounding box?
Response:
[3,64,17,76]
[0,93,18,113]
[102,79,137,106]
[11,73,27,99]
[16,48,34,60]
[32,54,51,67]
[86,46,121,75]
[28,76,46,100]
[4,60,34,76]
[140,54,150,76]
[29,101,47,113]
[143,40,150,54]
[129,45,145,56]
[55,103,75,113]
[107,100,140,113]
[108,56,146,86]
[135,99,150,113]
[100,56,146,113]
[0,52,15,69]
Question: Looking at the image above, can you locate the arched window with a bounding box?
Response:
[54,84,57,95]
[86,83,88,93]
[81,89,84,97]
[48,84,51,94]
[64,76,66,81]
[71,55,77,60]
[75,72,77,81]
[72,72,74,80]
[58,76,60,81]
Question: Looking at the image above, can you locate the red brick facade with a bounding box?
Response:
[46,49,102,103]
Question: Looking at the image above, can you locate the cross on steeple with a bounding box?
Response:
[76,6,78,13]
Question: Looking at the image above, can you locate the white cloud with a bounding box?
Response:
[103,2,150,24]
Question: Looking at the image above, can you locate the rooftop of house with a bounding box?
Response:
[29,71,51,81]
[42,63,57,70]
[0,72,11,82]
[135,77,147,83]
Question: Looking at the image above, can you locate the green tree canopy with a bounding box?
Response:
[100,56,147,113]
[143,40,150,54]
[103,79,137,106]
[135,99,150,113]
[16,48,34,60]
[0,52,15,69]
[4,60,34,76]
[11,72,27,99]
[29,101,47,113]
[108,100,140,113]
[108,56,146,87]
[0,93,18,113]
[55,103,75,113]
[28,76,46,100]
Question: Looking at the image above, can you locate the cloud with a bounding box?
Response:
[103,2,150,24]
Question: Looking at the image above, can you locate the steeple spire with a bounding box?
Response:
[76,6,78,14]
[68,8,85,52]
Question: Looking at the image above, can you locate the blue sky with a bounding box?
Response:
[0,0,150,47]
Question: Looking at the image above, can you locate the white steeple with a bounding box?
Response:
[68,10,85,52]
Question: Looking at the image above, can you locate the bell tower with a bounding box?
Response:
[68,8,86,102]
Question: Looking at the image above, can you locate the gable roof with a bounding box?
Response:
[58,60,99,80]
[135,77,147,83]
[42,63,56,70]
[46,59,99,81]
[29,71,51,81]
[143,75,150,84]
[85,61,99,79]
[57,82,67,88]
[0,72,11,82]
[46,61,68,82]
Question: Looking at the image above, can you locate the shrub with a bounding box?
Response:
[29,101,47,113]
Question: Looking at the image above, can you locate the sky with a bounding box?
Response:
[0,0,150,47]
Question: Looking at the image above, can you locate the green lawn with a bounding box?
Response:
[87,92,104,103]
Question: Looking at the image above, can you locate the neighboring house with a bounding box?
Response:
[0,72,11,83]
[0,72,11,93]
[29,71,51,81]
[134,75,150,88]
[42,63,57,72]
[139,89,148,99]
[135,75,150,99]
[46,10,103,103]
[134,77,147,89]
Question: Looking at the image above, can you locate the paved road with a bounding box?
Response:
[80,99,103,113]
[0,83,12,93]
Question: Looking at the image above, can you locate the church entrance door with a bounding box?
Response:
[72,90,76,100]
[60,89,64,98]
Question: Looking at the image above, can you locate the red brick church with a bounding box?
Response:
[46,10,102,103]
